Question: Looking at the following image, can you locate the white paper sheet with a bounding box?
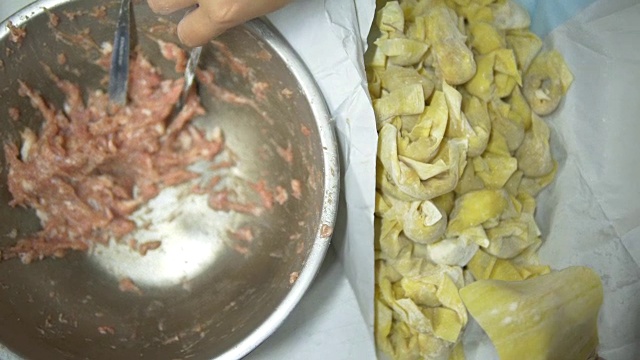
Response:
[534,1,640,358]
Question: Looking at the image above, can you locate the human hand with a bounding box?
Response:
[148,0,293,47]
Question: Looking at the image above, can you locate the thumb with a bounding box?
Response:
[177,0,293,47]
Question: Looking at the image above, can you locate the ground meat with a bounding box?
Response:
[276,142,293,165]
[48,12,60,28]
[8,107,20,121]
[90,6,107,19]
[320,224,333,238]
[157,40,187,73]
[227,226,254,243]
[274,186,288,205]
[208,190,263,216]
[97,325,115,335]
[295,241,304,254]
[291,179,302,200]
[7,21,26,45]
[63,10,84,21]
[251,82,269,101]
[211,40,250,78]
[2,51,224,263]
[53,27,98,52]
[228,243,249,256]
[118,277,142,295]
[57,53,67,65]
[289,271,299,285]
[281,88,293,99]
[226,226,255,256]
[255,49,272,61]
[197,68,275,125]
[251,180,273,209]
[138,240,162,256]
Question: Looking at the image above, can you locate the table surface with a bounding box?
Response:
[0,1,374,359]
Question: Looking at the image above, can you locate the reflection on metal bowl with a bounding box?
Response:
[0,1,338,359]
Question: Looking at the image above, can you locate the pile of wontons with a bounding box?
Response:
[367,0,578,358]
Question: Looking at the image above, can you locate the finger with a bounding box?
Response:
[177,0,293,47]
[222,0,293,23]
[147,0,197,15]
[178,4,243,47]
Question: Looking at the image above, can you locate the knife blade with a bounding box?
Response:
[108,0,131,105]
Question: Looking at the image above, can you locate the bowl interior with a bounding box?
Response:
[0,1,331,359]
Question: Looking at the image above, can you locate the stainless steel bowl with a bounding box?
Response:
[0,1,338,359]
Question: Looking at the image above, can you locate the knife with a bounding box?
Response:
[108,0,131,105]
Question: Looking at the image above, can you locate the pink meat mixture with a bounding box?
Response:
[2,51,224,263]
[7,21,26,45]
[158,40,187,73]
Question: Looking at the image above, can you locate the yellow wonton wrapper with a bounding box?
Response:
[516,113,554,177]
[374,84,425,127]
[375,37,430,66]
[447,189,508,234]
[460,267,603,360]
[379,123,468,201]
[426,6,477,85]
[523,50,574,116]
[397,90,448,163]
